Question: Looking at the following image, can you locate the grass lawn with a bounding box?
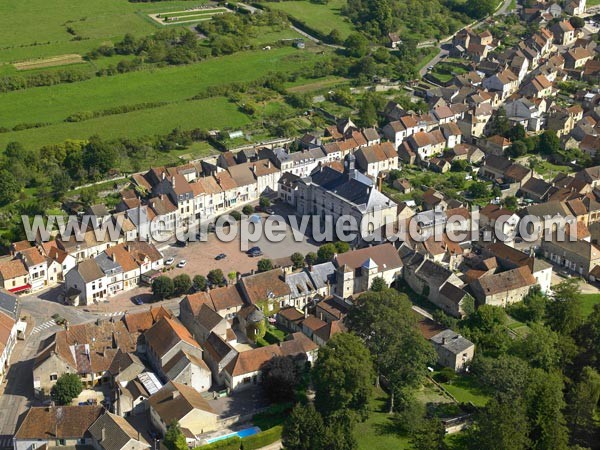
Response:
[440,375,490,407]
[0,96,249,152]
[0,47,330,148]
[267,0,355,39]
[0,0,210,63]
[581,293,600,318]
[354,388,411,450]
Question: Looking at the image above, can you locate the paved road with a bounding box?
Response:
[289,25,344,50]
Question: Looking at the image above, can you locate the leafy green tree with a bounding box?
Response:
[526,369,569,450]
[242,205,254,215]
[370,277,386,292]
[51,373,83,405]
[305,252,317,266]
[511,323,561,371]
[567,366,600,446]
[283,403,325,450]
[164,421,187,450]
[506,140,528,158]
[468,181,490,199]
[410,417,447,450]
[257,258,273,273]
[327,29,343,45]
[470,396,531,450]
[317,243,337,263]
[546,278,583,335]
[575,304,600,371]
[291,252,305,270]
[207,269,225,287]
[259,196,271,208]
[322,411,358,450]
[536,130,560,156]
[152,276,174,300]
[488,107,510,137]
[173,274,192,296]
[347,289,435,412]
[262,355,298,402]
[506,124,526,142]
[570,16,585,29]
[0,170,22,205]
[228,271,237,284]
[334,241,350,253]
[313,333,374,419]
[471,354,530,399]
[229,210,241,221]
[193,275,207,292]
[344,33,370,58]
[82,136,118,178]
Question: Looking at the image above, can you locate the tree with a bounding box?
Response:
[305,252,318,266]
[259,196,271,208]
[0,170,22,205]
[536,130,560,156]
[257,258,273,273]
[570,16,585,29]
[207,269,225,287]
[228,271,237,284]
[193,275,207,292]
[283,403,325,450]
[370,277,386,292]
[468,181,490,199]
[410,417,447,450]
[526,369,569,450]
[503,196,518,211]
[327,29,343,45]
[567,366,600,446]
[321,411,358,450]
[152,276,174,300]
[334,241,350,253]
[262,355,298,402]
[470,397,531,450]
[506,124,526,142]
[511,323,560,371]
[505,140,528,158]
[464,0,497,19]
[173,274,192,296]
[229,210,242,221]
[347,289,435,412]
[575,305,600,372]
[164,421,187,450]
[291,252,305,270]
[488,107,510,137]
[317,243,337,263]
[546,278,583,335]
[242,205,254,215]
[82,136,118,178]
[51,373,83,405]
[345,33,370,58]
[313,333,374,419]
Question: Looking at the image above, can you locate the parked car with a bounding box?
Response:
[248,249,263,257]
[247,246,261,254]
[177,260,187,268]
[265,208,274,215]
[175,239,187,247]
[215,253,227,260]
[165,257,175,266]
[132,296,144,305]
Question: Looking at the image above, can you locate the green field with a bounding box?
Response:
[0,47,327,148]
[440,375,490,407]
[581,293,600,318]
[267,0,355,39]
[0,0,212,63]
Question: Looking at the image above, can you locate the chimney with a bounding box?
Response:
[267,160,271,168]
[172,176,176,188]
[162,172,166,180]
[172,390,180,400]
[442,337,447,345]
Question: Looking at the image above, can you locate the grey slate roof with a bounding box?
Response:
[308,262,336,290]
[431,329,474,355]
[0,291,19,320]
[88,412,148,450]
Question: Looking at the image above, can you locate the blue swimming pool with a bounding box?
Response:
[205,426,261,444]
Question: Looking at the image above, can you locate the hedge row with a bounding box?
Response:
[263,330,283,345]
[241,426,283,450]
[195,436,241,450]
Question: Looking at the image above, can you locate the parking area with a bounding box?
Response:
[95,207,319,310]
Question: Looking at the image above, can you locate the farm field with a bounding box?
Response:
[266,0,355,39]
[149,6,231,26]
[0,96,249,152]
[0,0,209,62]
[0,47,328,148]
